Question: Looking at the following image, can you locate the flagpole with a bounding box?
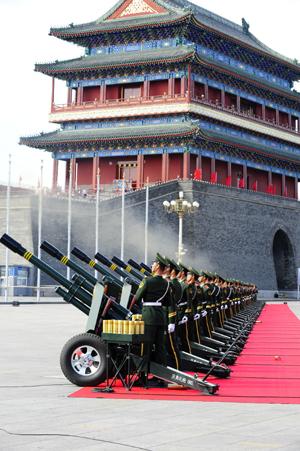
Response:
[67,160,73,280]
[4,154,11,303]
[144,177,149,265]
[95,169,100,278]
[36,160,43,302]
[121,175,125,261]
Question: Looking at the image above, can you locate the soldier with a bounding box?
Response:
[134,253,176,369]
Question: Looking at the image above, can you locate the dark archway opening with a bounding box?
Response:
[273,230,296,290]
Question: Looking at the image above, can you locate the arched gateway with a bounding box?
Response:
[273,230,296,290]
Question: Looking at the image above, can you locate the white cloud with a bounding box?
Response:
[0,0,299,187]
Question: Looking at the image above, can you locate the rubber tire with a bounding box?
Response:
[60,333,107,387]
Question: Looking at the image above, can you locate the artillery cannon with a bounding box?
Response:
[0,233,220,395]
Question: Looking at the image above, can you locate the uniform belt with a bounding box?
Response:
[143,302,162,307]
[177,302,187,307]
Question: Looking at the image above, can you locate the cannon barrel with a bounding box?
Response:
[0,234,93,307]
[95,252,140,287]
[140,262,152,273]
[72,247,124,289]
[41,241,98,287]
[56,287,90,315]
[111,256,144,281]
[127,259,152,277]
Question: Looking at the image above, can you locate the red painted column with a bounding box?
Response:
[181,76,187,97]
[204,84,209,101]
[210,158,217,183]
[288,114,292,129]
[295,177,298,200]
[187,64,192,102]
[226,162,232,187]
[71,158,77,190]
[52,159,59,192]
[137,154,144,188]
[237,96,241,113]
[92,156,99,191]
[143,80,150,99]
[77,87,83,105]
[221,89,226,108]
[183,152,190,180]
[268,171,273,194]
[242,164,247,189]
[67,88,72,106]
[51,77,55,112]
[276,109,280,126]
[262,104,266,121]
[282,174,286,196]
[168,78,175,97]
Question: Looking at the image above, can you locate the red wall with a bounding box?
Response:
[266,107,276,122]
[231,164,243,188]
[106,85,121,100]
[82,87,100,102]
[202,157,211,182]
[208,87,221,103]
[149,80,168,97]
[286,176,296,198]
[78,159,93,185]
[175,79,181,95]
[272,173,282,196]
[194,82,205,99]
[256,170,268,193]
[215,160,228,185]
[144,155,162,182]
[190,155,197,178]
[169,154,182,179]
[225,93,237,108]
[279,112,289,127]
[98,158,118,184]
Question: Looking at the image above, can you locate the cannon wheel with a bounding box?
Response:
[60,333,107,387]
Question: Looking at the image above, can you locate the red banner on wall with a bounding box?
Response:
[251,181,258,191]
[194,168,202,180]
[238,178,245,189]
[211,172,218,184]
[226,176,232,186]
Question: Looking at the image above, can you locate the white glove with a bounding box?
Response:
[194,313,201,321]
[238,301,241,305]
[180,315,188,324]
[201,310,207,317]
[216,308,219,312]
[224,305,228,310]
[220,305,224,310]
[168,323,175,334]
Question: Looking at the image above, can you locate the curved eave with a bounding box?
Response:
[198,128,300,165]
[195,54,300,104]
[191,16,300,76]
[19,125,197,151]
[35,49,195,79]
[49,13,190,41]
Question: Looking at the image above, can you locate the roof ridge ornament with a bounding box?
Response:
[242,18,250,34]
[107,0,167,20]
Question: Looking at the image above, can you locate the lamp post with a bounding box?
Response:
[163,191,199,264]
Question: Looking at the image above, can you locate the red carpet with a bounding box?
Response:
[70,304,300,404]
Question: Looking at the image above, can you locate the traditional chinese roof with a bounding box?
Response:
[19,122,198,150]
[35,45,194,79]
[198,127,300,164]
[49,0,300,73]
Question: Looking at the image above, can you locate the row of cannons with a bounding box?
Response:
[0,234,263,395]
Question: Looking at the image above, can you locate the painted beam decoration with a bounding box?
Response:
[108,0,166,19]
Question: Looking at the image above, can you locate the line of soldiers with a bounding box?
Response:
[133,253,258,371]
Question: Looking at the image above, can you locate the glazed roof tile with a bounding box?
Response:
[35,45,194,77]
[20,122,198,149]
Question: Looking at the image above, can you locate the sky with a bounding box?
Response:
[1,0,300,188]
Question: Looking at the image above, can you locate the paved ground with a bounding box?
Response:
[0,301,300,450]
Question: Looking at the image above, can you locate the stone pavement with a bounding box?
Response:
[0,302,300,451]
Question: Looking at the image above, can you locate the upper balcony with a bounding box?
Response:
[49,77,300,143]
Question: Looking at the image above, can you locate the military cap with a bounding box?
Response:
[179,262,189,275]
[189,266,201,278]
[166,258,181,273]
[155,252,168,267]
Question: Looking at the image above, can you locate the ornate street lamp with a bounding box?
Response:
[163,191,199,263]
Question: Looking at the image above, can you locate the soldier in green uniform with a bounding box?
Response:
[134,253,176,367]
